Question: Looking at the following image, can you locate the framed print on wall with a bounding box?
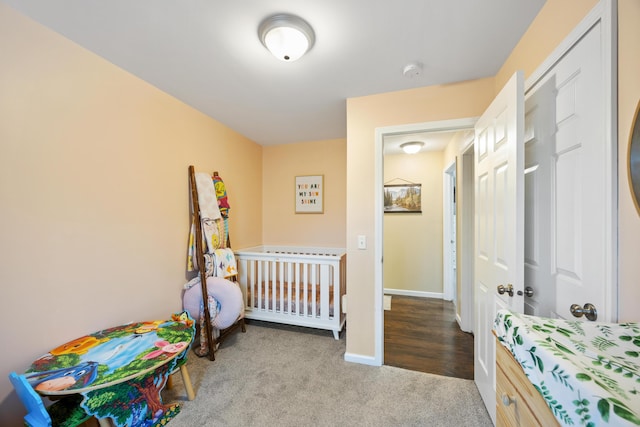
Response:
[384,183,422,213]
[295,175,324,214]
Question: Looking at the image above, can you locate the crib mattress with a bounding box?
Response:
[246,283,335,317]
[494,309,640,427]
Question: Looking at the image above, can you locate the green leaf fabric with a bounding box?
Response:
[494,310,640,426]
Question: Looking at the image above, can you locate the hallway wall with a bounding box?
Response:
[383,150,444,296]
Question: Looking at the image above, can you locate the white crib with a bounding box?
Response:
[234,246,346,339]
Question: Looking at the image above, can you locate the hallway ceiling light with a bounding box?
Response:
[400,141,424,154]
[259,14,315,62]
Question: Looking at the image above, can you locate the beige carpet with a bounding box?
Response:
[163,320,491,426]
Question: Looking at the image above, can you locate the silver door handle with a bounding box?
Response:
[497,284,514,297]
[570,303,598,321]
[516,286,534,297]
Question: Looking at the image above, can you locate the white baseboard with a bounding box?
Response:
[344,352,381,366]
[383,288,443,299]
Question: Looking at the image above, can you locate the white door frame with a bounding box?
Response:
[443,161,457,302]
[374,117,477,365]
[458,139,476,333]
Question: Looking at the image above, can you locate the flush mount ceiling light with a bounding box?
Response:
[400,141,424,154]
[259,13,315,62]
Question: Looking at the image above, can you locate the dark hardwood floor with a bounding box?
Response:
[384,295,474,380]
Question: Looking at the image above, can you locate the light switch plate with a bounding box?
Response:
[357,235,367,250]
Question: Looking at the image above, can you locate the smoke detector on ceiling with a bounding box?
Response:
[403,62,423,79]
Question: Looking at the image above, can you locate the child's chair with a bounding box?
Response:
[8,372,93,427]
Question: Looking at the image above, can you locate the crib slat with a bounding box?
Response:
[320,264,330,320]
[286,261,292,314]
[270,259,276,312]
[302,262,308,317]
[311,263,317,318]
[252,260,257,310]
[295,262,301,316]
[278,260,284,313]
[258,260,264,311]
[240,258,249,311]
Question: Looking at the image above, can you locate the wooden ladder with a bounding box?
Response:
[188,165,245,361]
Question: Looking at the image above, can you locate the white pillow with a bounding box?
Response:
[182,277,243,330]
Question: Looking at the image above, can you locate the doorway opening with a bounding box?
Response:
[375,118,476,377]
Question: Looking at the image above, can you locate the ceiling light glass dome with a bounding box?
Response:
[259,14,315,61]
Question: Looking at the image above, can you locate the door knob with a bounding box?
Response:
[516,286,534,297]
[497,284,514,297]
[570,303,598,321]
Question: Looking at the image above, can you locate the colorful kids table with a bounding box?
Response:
[25,316,194,427]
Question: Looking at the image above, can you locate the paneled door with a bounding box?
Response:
[523,17,615,322]
[474,71,525,423]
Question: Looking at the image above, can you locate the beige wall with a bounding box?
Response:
[261,139,346,248]
[495,0,599,91]
[443,130,475,167]
[617,0,640,323]
[346,78,495,357]
[0,5,262,425]
[383,151,444,295]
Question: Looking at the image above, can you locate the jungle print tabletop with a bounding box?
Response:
[25,312,194,427]
[494,310,640,426]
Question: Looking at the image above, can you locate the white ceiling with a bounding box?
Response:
[384,129,474,156]
[3,0,545,146]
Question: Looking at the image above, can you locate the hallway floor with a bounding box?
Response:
[384,295,474,380]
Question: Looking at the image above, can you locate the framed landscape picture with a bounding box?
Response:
[384,183,422,213]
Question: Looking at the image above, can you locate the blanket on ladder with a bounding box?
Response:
[194,172,222,252]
